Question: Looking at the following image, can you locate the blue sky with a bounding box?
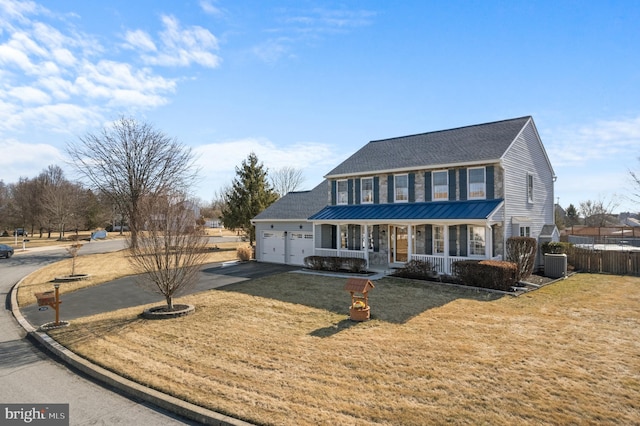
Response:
[1,0,639,213]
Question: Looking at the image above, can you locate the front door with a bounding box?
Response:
[390,226,408,263]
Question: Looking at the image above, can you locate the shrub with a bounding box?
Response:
[453,259,518,291]
[237,245,252,261]
[344,257,367,273]
[323,256,343,272]
[541,241,572,254]
[303,256,367,273]
[304,256,325,270]
[506,236,537,281]
[393,260,437,280]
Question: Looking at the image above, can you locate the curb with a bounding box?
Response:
[10,275,253,426]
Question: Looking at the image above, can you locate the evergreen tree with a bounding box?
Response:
[565,204,579,227]
[221,153,278,246]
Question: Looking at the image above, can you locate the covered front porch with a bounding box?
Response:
[308,199,505,275]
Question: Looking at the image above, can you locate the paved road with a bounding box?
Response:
[0,240,200,425]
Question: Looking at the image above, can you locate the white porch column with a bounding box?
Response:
[363,224,370,268]
[485,224,492,259]
[407,224,413,261]
[336,223,341,256]
[443,224,450,274]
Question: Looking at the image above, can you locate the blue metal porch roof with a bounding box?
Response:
[308,199,504,221]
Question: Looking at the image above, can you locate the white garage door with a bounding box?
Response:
[261,231,285,263]
[288,232,313,266]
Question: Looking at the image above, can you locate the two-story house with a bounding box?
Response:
[252,116,557,273]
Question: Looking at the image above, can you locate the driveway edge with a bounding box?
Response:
[10,276,253,426]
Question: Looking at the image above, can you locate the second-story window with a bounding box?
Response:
[337,180,348,205]
[395,174,409,202]
[361,177,373,204]
[527,173,534,203]
[468,167,486,199]
[432,170,448,200]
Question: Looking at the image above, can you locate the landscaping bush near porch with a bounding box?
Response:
[303,255,367,273]
[392,259,437,280]
[453,259,518,291]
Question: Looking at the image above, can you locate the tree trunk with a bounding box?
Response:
[166,295,174,311]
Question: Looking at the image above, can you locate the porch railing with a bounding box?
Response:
[410,254,468,275]
[314,248,366,259]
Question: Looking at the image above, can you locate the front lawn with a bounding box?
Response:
[49,273,640,425]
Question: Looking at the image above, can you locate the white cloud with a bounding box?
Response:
[8,85,51,104]
[123,29,157,52]
[252,38,292,63]
[199,0,223,16]
[192,138,338,198]
[0,4,213,137]
[0,138,66,182]
[253,6,375,63]
[18,103,104,133]
[545,115,640,167]
[139,15,221,68]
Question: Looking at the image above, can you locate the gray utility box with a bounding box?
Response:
[544,253,567,279]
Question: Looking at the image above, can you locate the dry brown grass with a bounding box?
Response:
[48,273,640,425]
[17,242,241,307]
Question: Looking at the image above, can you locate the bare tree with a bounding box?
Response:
[66,117,199,248]
[0,180,8,231]
[127,191,208,312]
[579,196,619,227]
[42,173,84,240]
[631,157,640,207]
[270,166,304,197]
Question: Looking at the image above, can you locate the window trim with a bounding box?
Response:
[432,170,449,201]
[361,177,374,204]
[468,167,486,200]
[337,179,348,205]
[520,226,531,237]
[394,174,409,203]
[527,173,534,204]
[433,225,445,255]
[468,225,486,257]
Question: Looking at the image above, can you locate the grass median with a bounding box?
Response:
[42,272,640,425]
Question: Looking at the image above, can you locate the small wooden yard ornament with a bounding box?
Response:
[344,278,375,321]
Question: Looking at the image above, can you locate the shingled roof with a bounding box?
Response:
[325,116,532,178]
[253,180,329,221]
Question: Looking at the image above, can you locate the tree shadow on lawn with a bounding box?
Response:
[48,313,145,348]
[218,272,504,327]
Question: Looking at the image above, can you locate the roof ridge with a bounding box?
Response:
[369,116,531,144]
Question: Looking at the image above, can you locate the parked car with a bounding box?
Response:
[1,230,8,237]
[0,244,14,258]
[13,228,28,237]
[106,225,129,232]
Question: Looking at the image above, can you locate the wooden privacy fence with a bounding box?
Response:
[567,247,640,276]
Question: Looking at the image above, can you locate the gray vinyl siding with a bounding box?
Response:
[502,119,555,241]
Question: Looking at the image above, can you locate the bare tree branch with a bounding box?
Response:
[270,166,305,197]
[126,191,208,311]
[66,117,199,247]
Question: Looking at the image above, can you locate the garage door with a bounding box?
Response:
[261,231,285,263]
[288,232,313,266]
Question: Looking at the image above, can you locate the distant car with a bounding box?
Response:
[106,225,129,232]
[13,228,28,237]
[0,244,14,258]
